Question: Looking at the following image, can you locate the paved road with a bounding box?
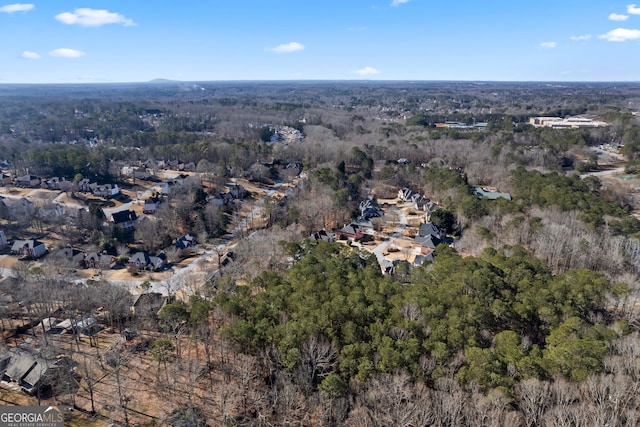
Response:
[0,189,86,210]
[105,182,282,294]
[1,177,284,296]
[369,206,408,267]
[580,166,626,179]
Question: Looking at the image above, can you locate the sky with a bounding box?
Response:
[1,0,640,83]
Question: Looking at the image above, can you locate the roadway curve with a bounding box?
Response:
[104,182,283,294]
[368,206,408,267]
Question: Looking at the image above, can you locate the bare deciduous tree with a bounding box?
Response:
[514,378,552,427]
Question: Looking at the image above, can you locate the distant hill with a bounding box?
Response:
[147,78,180,84]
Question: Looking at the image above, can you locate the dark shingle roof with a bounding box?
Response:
[112,209,137,224]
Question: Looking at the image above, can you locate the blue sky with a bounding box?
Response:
[1,0,639,83]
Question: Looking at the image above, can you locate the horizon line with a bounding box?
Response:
[1,78,640,86]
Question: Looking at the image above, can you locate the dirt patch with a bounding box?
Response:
[54,192,84,207]
[0,255,19,270]
[0,187,32,197]
[26,189,60,201]
[103,267,170,284]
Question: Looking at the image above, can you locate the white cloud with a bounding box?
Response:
[540,41,557,48]
[355,66,380,76]
[570,34,592,41]
[267,42,305,53]
[609,13,629,21]
[599,28,640,41]
[628,4,640,14]
[21,50,40,59]
[0,3,34,13]
[49,48,86,58]
[391,0,411,6]
[55,8,135,27]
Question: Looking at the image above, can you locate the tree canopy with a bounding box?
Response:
[214,241,624,393]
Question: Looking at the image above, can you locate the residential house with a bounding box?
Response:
[418,222,445,240]
[227,183,246,199]
[165,160,181,170]
[339,224,365,240]
[310,230,334,243]
[380,258,396,275]
[93,184,119,198]
[74,317,99,335]
[415,196,437,213]
[55,246,85,267]
[143,196,161,214]
[122,166,150,180]
[413,222,444,255]
[174,233,196,250]
[51,319,73,334]
[11,239,46,258]
[398,187,413,202]
[111,209,138,229]
[413,234,441,255]
[39,317,57,334]
[358,199,383,221]
[15,175,41,188]
[84,252,117,269]
[130,292,173,317]
[0,230,7,249]
[41,177,65,190]
[129,251,165,271]
[157,182,170,195]
[0,348,67,395]
[77,178,93,193]
[1,173,12,186]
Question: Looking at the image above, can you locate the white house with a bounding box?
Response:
[143,197,161,214]
[15,175,40,188]
[93,184,119,197]
[11,239,46,258]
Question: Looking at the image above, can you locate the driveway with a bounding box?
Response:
[368,206,408,266]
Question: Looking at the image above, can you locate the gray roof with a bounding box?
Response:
[112,209,137,224]
[413,234,441,249]
[130,252,164,268]
[3,349,36,382]
[340,224,361,235]
[11,239,45,251]
[0,348,62,393]
[130,252,152,265]
[55,319,73,330]
[310,230,334,243]
[76,317,97,330]
[174,233,196,249]
[418,222,443,239]
[22,358,54,389]
[414,253,435,266]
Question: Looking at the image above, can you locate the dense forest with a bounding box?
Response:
[1,81,640,425]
